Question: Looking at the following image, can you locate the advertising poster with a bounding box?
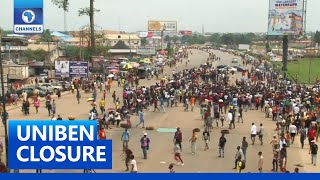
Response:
[55,61,70,78]
[268,0,304,36]
[148,21,177,32]
[136,46,156,55]
[69,61,89,78]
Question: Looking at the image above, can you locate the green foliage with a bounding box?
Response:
[41,29,53,42]
[51,0,69,12]
[78,7,100,16]
[64,45,109,59]
[24,49,48,61]
[141,38,147,46]
[314,31,320,44]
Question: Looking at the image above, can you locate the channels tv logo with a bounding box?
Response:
[21,10,36,24]
[14,0,44,34]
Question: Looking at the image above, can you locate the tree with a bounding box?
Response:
[23,49,48,61]
[51,0,69,31]
[164,35,170,42]
[78,0,100,58]
[141,38,147,46]
[41,29,53,42]
[314,31,320,45]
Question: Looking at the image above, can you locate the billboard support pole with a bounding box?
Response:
[161,29,164,51]
[0,29,9,167]
[282,35,288,79]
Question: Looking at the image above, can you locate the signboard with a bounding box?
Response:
[268,0,304,35]
[55,61,70,78]
[179,31,193,36]
[69,61,89,78]
[148,21,177,32]
[14,0,44,34]
[238,44,250,50]
[138,32,153,38]
[136,46,156,55]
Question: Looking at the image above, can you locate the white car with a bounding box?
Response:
[231,58,238,63]
[39,83,63,92]
[222,66,237,72]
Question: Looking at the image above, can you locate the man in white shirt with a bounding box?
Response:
[250,123,257,145]
[289,123,297,144]
[130,155,138,173]
[293,105,300,120]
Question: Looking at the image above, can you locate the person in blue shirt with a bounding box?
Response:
[160,96,166,112]
[136,110,145,128]
[121,128,130,151]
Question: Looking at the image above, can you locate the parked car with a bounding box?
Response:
[232,66,247,72]
[231,58,238,63]
[39,83,63,92]
[16,88,46,98]
[53,81,71,91]
[25,85,53,95]
[217,65,228,69]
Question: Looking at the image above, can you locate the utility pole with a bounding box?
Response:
[0,29,9,167]
[129,33,132,58]
[282,35,288,79]
[89,0,95,69]
[48,41,52,79]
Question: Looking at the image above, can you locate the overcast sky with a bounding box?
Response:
[1,0,319,33]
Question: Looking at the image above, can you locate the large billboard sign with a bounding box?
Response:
[179,31,193,36]
[69,61,89,78]
[14,0,44,34]
[148,21,177,32]
[55,61,70,78]
[136,46,156,55]
[268,0,304,36]
[55,61,88,78]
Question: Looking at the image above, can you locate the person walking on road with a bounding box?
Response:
[218,133,227,158]
[241,137,248,161]
[136,110,145,128]
[258,123,264,145]
[234,146,244,169]
[271,144,280,172]
[34,98,40,113]
[76,90,81,104]
[121,128,130,152]
[202,128,210,150]
[174,144,184,166]
[51,100,56,115]
[309,140,318,166]
[140,133,150,159]
[46,100,52,116]
[189,131,197,155]
[130,155,138,173]
[300,126,307,149]
[258,151,264,173]
[173,128,183,151]
[289,123,297,144]
[251,123,257,145]
[99,98,105,114]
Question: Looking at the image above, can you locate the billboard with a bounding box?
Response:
[137,46,156,55]
[14,0,44,34]
[148,21,177,32]
[179,30,193,36]
[268,0,304,36]
[69,61,89,78]
[55,61,70,78]
[138,31,153,38]
[238,44,250,50]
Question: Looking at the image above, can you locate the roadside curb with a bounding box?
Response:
[5,91,75,112]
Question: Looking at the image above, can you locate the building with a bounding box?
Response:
[108,40,137,59]
[104,34,141,49]
[0,36,29,63]
[27,43,63,62]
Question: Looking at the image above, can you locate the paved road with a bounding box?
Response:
[0,49,317,173]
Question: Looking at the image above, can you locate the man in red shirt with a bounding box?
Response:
[98,127,106,140]
[308,127,316,145]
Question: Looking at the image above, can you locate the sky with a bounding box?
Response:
[0,0,320,33]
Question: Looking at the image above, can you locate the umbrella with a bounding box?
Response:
[123,63,133,69]
[108,108,116,111]
[87,98,95,102]
[106,66,119,70]
[130,62,140,68]
[137,99,142,102]
[109,69,119,73]
[169,80,175,83]
[120,62,128,66]
[107,74,115,78]
[161,78,167,81]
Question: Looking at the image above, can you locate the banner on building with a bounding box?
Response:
[69,61,89,78]
[136,46,156,55]
[55,61,70,78]
[268,0,304,36]
[179,31,193,36]
[148,21,177,32]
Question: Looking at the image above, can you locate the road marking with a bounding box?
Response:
[160,161,167,164]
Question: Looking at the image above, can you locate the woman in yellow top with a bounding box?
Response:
[99,99,105,113]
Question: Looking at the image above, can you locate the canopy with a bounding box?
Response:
[123,63,133,69]
[109,69,119,73]
[106,66,119,70]
[130,62,140,68]
[139,58,151,64]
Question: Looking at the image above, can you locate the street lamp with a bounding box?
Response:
[0,29,9,167]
